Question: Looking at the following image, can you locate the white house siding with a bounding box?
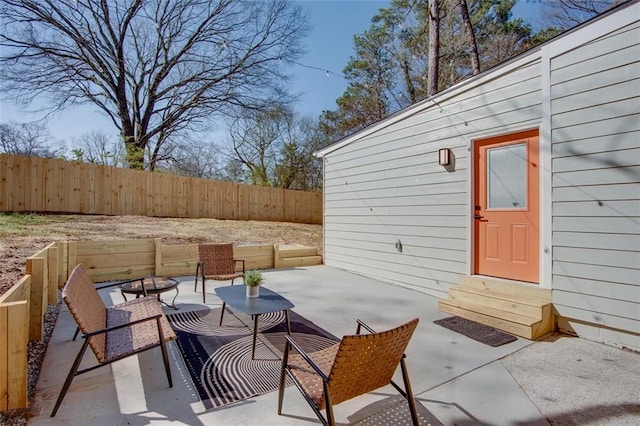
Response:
[323,57,543,298]
[549,18,640,349]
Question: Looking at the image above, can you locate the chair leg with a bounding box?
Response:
[194,263,199,292]
[72,326,80,341]
[219,302,226,326]
[323,382,335,426]
[157,317,173,388]
[51,338,90,417]
[277,341,290,415]
[400,358,419,426]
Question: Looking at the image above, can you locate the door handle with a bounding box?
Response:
[474,214,484,219]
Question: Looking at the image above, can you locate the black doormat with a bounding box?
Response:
[434,316,517,347]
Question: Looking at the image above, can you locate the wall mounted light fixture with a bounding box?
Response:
[438,148,451,166]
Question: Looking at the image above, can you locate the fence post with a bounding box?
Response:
[155,238,162,275]
[47,245,59,304]
[67,241,77,279]
[26,257,46,341]
[273,244,280,269]
[58,241,69,285]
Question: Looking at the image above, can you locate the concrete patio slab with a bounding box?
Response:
[27,265,639,425]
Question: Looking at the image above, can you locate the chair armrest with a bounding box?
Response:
[284,335,330,382]
[95,277,143,291]
[356,318,376,335]
[235,259,245,274]
[82,313,163,338]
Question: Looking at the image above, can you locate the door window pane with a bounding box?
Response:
[487,143,527,209]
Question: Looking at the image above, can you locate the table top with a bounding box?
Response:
[120,276,179,293]
[215,285,294,315]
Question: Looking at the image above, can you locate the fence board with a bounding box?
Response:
[29,157,45,211]
[0,154,7,211]
[9,155,27,211]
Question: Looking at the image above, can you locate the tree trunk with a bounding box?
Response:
[122,130,145,170]
[401,55,417,104]
[428,0,440,96]
[458,0,480,75]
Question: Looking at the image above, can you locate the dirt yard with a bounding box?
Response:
[0,213,323,296]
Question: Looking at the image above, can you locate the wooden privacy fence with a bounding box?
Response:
[0,154,322,224]
[0,237,321,411]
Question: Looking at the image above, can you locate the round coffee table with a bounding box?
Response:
[120,276,179,310]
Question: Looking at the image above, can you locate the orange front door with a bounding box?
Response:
[474,130,539,283]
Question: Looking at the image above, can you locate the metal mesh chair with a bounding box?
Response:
[195,243,245,303]
[278,318,420,426]
[52,264,176,417]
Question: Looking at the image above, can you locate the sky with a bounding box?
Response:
[0,0,544,146]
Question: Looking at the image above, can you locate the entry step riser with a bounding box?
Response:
[438,300,536,339]
[460,275,551,301]
[448,287,544,318]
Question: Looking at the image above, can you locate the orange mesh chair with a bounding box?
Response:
[52,265,177,417]
[278,318,420,426]
[195,243,245,303]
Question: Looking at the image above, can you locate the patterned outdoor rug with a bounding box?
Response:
[166,307,338,410]
[433,316,518,347]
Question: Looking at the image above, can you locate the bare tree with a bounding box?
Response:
[229,107,288,186]
[0,0,308,170]
[0,121,63,158]
[275,115,324,191]
[162,136,225,179]
[228,107,322,190]
[542,0,625,29]
[72,130,125,167]
[220,158,247,183]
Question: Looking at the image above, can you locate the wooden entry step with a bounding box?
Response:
[438,276,554,340]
